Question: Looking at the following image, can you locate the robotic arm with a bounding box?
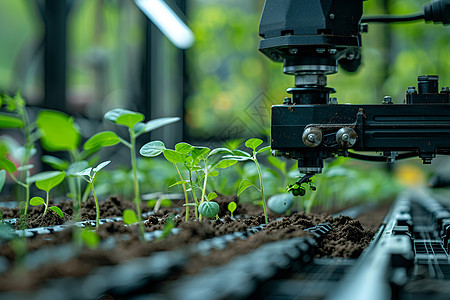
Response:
[259,0,450,190]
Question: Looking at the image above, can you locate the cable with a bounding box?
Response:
[362,12,425,23]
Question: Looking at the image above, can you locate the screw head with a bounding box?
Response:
[383,96,393,104]
[307,134,316,142]
[289,48,299,55]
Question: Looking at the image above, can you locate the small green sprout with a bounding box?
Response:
[81,228,100,249]
[84,108,179,237]
[140,141,236,221]
[198,192,220,218]
[123,209,139,225]
[158,214,175,240]
[228,201,237,217]
[30,171,65,215]
[0,92,37,216]
[76,161,111,229]
[29,196,64,218]
[225,138,271,224]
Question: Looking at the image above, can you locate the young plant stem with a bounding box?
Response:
[129,130,144,238]
[199,167,208,222]
[90,182,100,229]
[188,170,199,219]
[43,192,49,215]
[254,158,268,224]
[174,164,189,221]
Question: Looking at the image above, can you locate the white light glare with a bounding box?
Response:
[135,0,195,49]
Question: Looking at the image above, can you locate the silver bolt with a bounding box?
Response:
[383,96,392,104]
[407,86,416,94]
[289,48,299,55]
[329,13,335,19]
[329,48,337,54]
[341,134,350,142]
[307,134,316,142]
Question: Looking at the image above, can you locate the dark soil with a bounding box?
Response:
[0,195,149,228]
[0,194,388,293]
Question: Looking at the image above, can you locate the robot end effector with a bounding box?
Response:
[259,0,450,176]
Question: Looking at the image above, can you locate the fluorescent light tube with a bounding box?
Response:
[135,0,195,49]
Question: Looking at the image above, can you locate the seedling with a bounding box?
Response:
[140,141,236,221]
[0,92,38,215]
[228,201,237,217]
[76,161,111,229]
[225,138,271,224]
[158,214,175,240]
[29,197,63,218]
[81,228,100,249]
[30,171,65,215]
[84,108,179,235]
[36,110,89,219]
[198,192,220,219]
[123,209,139,225]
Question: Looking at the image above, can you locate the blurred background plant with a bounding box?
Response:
[0,0,446,210]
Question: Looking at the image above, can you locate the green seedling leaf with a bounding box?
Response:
[198,201,219,218]
[208,147,233,157]
[67,161,89,176]
[83,131,120,150]
[34,171,65,192]
[147,199,172,208]
[93,161,111,174]
[42,155,69,171]
[208,170,219,177]
[163,149,186,164]
[104,108,144,129]
[140,141,166,157]
[147,199,157,208]
[76,167,93,177]
[116,113,144,129]
[17,164,33,172]
[159,215,175,240]
[81,229,100,249]
[191,147,211,161]
[0,170,5,193]
[0,113,24,128]
[245,138,263,151]
[123,209,139,224]
[228,201,237,216]
[238,179,258,196]
[138,117,180,135]
[49,206,64,218]
[0,157,17,173]
[175,142,192,154]
[104,108,141,122]
[169,180,188,188]
[213,159,237,170]
[160,199,172,207]
[30,196,45,206]
[257,146,271,154]
[37,110,80,151]
[207,192,218,201]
